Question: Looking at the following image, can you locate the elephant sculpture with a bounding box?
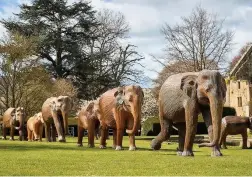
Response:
[27,112,44,141]
[77,101,100,147]
[41,96,73,142]
[2,107,25,141]
[151,70,226,157]
[219,116,252,149]
[98,85,144,150]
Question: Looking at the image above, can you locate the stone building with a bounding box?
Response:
[225,45,252,116]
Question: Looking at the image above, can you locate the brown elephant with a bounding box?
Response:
[41,96,73,142]
[27,112,44,141]
[219,116,252,149]
[2,107,25,141]
[151,70,226,157]
[77,101,100,147]
[98,85,144,150]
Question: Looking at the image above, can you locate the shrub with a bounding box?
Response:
[222,106,236,117]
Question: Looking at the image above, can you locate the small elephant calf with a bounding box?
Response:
[220,116,252,149]
[77,101,100,148]
[27,112,44,141]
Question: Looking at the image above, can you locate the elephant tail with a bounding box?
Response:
[198,140,217,148]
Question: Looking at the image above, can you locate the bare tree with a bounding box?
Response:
[80,9,145,99]
[160,5,233,71]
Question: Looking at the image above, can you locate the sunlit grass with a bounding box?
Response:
[0,136,251,176]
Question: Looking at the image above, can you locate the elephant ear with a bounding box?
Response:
[114,86,124,97]
[62,96,73,110]
[180,75,198,98]
[49,99,57,111]
[86,102,95,113]
[221,77,227,100]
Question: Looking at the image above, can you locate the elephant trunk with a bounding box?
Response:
[62,111,68,135]
[126,100,141,135]
[199,95,223,147]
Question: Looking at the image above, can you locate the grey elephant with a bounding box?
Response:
[2,107,25,141]
[41,96,73,142]
[151,70,226,157]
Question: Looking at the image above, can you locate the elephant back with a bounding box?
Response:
[2,108,15,126]
[161,72,199,90]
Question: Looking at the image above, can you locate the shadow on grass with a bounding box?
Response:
[0,142,187,153]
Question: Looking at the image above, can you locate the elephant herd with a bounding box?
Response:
[0,70,250,157]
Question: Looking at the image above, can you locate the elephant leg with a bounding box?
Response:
[241,130,248,149]
[219,126,227,149]
[10,126,14,141]
[112,129,117,149]
[176,123,186,156]
[77,126,84,147]
[182,101,198,156]
[18,125,24,141]
[127,119,136,151]
[100,125,108,149]
[115,112,125,151]
[2,125,6,140]
[51,124,57,142]
[39,125,43,142]
[31,132,34,141]
[27,129,32,141]
[87,122,95,148]
[151,102,172,150]
[200,105,222,156]
[44,122,51,142]
[33,123,39,141]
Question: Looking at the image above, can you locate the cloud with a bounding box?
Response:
[1,0,252,88]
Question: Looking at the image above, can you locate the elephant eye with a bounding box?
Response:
[202,75,209,80]
[129,95,133,102]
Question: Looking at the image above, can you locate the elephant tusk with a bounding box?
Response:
[14,127,19,130]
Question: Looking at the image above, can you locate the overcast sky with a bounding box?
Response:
[0,0,252,87]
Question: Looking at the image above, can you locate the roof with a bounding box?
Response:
[230,45,252,76]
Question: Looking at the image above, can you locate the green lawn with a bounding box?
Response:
[0,136,252,176]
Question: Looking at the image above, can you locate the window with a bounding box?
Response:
[238,97,242,107]
[238,81,241,89]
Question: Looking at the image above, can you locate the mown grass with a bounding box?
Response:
[0,136,252,176]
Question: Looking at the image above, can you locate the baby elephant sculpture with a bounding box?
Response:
[42,96,73,142]
[77,101,100,147]
[27,112,44,141]
[219,116,252,149]
[98,85,144,150]
[2,107,25,141]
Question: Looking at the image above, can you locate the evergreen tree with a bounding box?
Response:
[2,0,98,78]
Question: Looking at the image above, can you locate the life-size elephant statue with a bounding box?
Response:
[219,116,252,149]
[151,70,226,157]
[41,96,73,142]
[98,85,144,150]
[2,107,25,141]
[27,112,44,141]
[77,101,100,147]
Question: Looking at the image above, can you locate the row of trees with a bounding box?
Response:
[0,0,145,116]
[0,2,243,116]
